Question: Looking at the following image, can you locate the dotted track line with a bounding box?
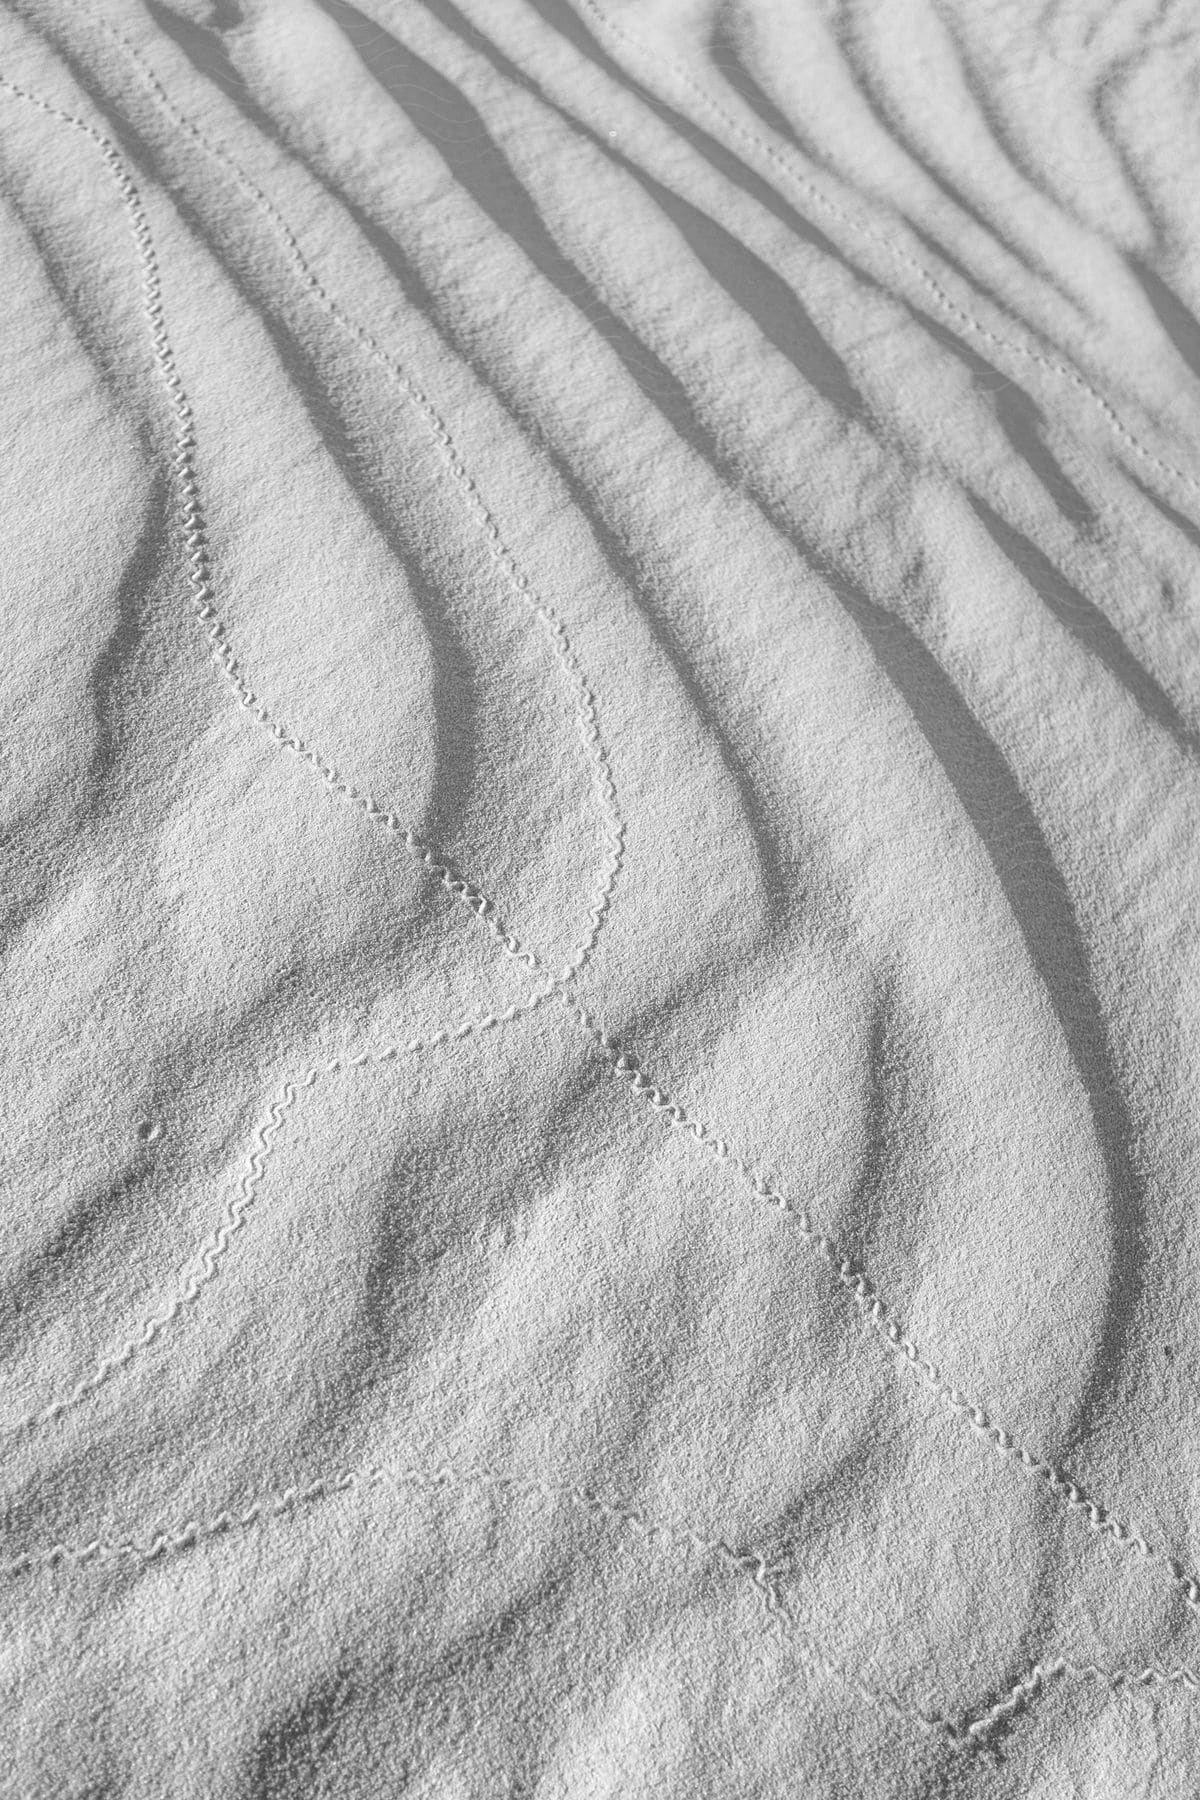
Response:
[0,65,621,1433]
[79,13,1198,1634]
[557,980,1200,1622]
[3,36,624,980]
[7,0,1199,1641]
[0,1458,698,1577]
[8,1430,1189,1756]
[6,24,1200,1759]
[14,1002,545,1434]
[577,0,1200,509]
[0,1450,989,1756]
[78,11,625,984]
[530,3,1200,1638]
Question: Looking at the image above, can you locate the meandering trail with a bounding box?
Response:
[4,1,1200,1790]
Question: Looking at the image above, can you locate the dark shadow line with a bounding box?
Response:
[0,172,156,454]
[967,492,1199,754]
[953,1505,1077,1759]
[514,0,888,301]
[70,0,797,907]
[1092,65,1167,256]
[35,19,485,857]
[826,1,1085,319]
[246,1659,358,1800]
[927,4,1094,238]
[0,182,172,958]
[1124,466,1200,558]
[23,12,1146,1478]
[906,215,1005,313]
[47,11,817,996]
[604,164,861,419]
[405,0,863,420]
[309,0,814,910]
[222,334,479,860]
[313,0,814,452]
[46,49,480,865]
[752,1392,907,1597]
[144,0,264,119]
[1126,254,1200,388]
[521,0,1119,540]
[531,433,793,916]
[0,970,296,1349]
[810,548,1145,1463]
[16,7,827,928]
[706,3,803,150]
[914,305,1097,530]
[86,470,172,798]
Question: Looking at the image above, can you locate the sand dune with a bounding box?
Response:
[4,0,1200,1793]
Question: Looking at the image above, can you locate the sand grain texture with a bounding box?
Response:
[4,0,1200,1793]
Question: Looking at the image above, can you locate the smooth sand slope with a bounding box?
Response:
[4,0,1200,1793]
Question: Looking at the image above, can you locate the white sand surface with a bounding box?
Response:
[4,0,1200,1792]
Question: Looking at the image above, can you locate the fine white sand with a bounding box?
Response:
[4,0,1200,1793]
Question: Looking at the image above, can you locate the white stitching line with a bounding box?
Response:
[576,0,1200,508]
[0,68,621,1433]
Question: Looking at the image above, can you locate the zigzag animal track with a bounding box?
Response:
[0,57,622,1440]
[5,20,1200,1763]
[578,0,1200,514]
